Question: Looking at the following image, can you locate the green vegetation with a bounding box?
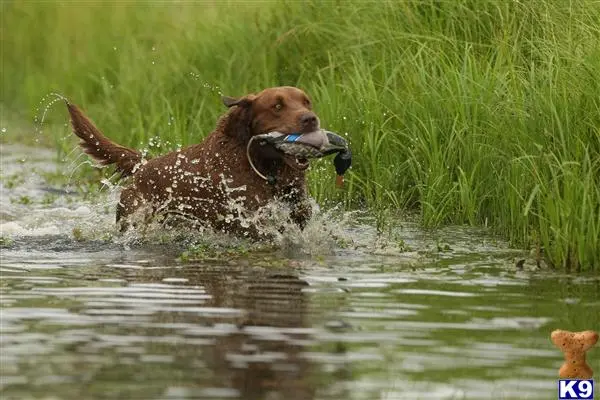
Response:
[0,236,14,248]
[1,0,599,271]
[12,195,32,205]
[1,173,24,189]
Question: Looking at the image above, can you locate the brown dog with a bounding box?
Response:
[67,86,319,237]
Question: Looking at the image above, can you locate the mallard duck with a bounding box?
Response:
[250,130,352,186]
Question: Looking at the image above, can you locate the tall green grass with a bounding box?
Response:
[1,0,599,271]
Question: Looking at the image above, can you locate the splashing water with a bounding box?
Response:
[0,138,463,271]
[33,92,69,136]
[0,141,370,259]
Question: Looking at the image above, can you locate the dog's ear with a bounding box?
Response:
[222,96,245,108]
[222,94,255,108]
[220,94,256,142]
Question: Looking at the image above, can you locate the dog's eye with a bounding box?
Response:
[304,99,311,107]
[274,103,283,111]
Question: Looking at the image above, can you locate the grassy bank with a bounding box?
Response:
[2,0,599,271]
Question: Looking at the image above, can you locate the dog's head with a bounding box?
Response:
[220,86,319,171]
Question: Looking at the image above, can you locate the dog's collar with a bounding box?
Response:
[246,135,279,186]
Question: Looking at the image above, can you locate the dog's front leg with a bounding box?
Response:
[290,198,312,230]
[278,184,312,230]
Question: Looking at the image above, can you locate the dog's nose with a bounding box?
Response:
[300,112,319,130]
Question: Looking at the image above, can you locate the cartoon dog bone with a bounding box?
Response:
[551,329,599,379]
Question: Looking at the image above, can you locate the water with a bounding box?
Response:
[1,143,599,400]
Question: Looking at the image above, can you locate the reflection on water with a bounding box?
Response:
[2,249,599,400]
[1,144,599,400]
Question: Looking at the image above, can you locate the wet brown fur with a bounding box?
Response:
[67,86,320,237]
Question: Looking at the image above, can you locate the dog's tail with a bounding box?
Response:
[66,102,142,178]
